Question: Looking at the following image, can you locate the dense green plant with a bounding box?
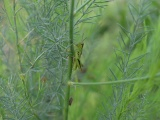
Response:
[0,0,108,119]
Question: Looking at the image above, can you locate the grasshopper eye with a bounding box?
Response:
[81,43,84,47]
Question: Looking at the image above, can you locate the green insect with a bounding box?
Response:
[73,42,84,71]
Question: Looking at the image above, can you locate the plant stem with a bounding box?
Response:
[64,84,71,120]
[13,0,22,72]
[64,0,74,120]
[69,73,160,86]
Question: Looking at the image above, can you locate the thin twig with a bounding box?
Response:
[64,0,75,120]
[69,72,160,86]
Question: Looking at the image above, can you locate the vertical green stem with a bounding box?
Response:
[64,84,71,120]
[68,0,75,77]
[64,0,74,120]
[13,0,22,72]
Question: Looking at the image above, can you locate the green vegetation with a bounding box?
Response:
[0,0,160,120]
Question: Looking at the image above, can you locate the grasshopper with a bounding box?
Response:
[73,42,84,71]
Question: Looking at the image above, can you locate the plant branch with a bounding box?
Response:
[13,0,22,72]
[64,0,75,120]
[74,0,91,16]
[69,72,160,86]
